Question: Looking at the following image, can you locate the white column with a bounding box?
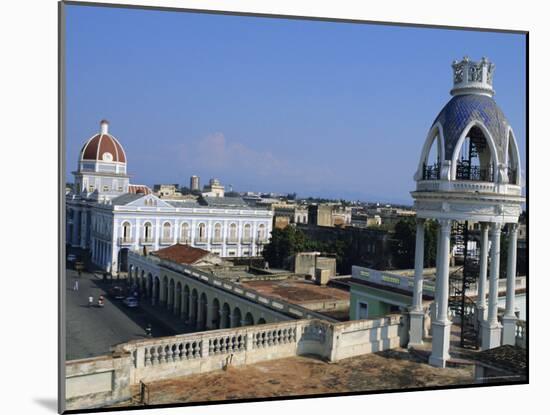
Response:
[111,220,119,276]
[409,218,425,347]
[502,224,518,345]
[476,222,489,328]
[481,223,502,350]
[429,218,452,368]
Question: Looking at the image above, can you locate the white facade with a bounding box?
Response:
[67,121,273,275]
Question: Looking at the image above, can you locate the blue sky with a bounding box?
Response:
[65,5,526,204]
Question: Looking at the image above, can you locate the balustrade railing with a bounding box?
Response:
[118,237,135,245]
[139,237,154,245]
[143,339,202,366]
[422,163,440,180]
[122,320,303,369]
[456,163,494,182]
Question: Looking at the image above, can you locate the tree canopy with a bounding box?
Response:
[391,217,438,269]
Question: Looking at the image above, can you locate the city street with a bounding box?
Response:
[65,268,174,360]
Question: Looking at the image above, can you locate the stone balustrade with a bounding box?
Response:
[416,180,522,196]
[105,315,404,385]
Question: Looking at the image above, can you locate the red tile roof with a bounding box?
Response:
[81,133,127,163]
[152,244,210,265]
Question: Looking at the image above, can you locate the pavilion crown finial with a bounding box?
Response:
[451,56,496,97]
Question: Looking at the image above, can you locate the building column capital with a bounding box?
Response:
[489,222,503,235]
[415,217,426,226]
[437,218,452,233]
[508,222,519,234]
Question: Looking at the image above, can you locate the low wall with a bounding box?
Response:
[300,298,350,313]
[330,315,407,360]
[66,315,406,410]
[65,353,132,411]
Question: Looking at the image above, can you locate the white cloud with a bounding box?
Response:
[177,132,334,187]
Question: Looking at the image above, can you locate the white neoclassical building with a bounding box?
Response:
[409,57,525,367]
[66,120,273,274]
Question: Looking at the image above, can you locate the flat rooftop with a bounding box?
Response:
[240,279,349,305]
[113,350,474,407]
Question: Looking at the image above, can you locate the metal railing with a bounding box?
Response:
[422,163,440,180]
[118,237,135,245]
[456,163,494,182]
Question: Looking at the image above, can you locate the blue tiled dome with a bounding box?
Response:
[432,94,509,162]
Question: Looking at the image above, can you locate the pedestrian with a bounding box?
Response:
[88,295,93,307]
[73,278,79,291]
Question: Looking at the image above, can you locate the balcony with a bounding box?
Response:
[159,237,174,245]
[194,237,208,245]
[140,237,154,245]
[118,237,135,246]
[211,238,223,245]
[241,237,252,244]
[178,237,191,245]
[226,237,238,245]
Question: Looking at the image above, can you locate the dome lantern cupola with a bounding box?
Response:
[451,56,496,97]
[408,57,525,370]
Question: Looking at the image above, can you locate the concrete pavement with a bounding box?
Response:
[65,268,174,360]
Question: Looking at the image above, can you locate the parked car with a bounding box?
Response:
[108,286,126,299]
[123,296,139,308]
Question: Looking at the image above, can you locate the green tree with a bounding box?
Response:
[391,217,438,269]
[262,226,308,268]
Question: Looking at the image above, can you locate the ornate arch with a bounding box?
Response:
[415,122,445,180]
[450,120,501,182]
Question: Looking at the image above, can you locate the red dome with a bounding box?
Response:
[80,121,126,163]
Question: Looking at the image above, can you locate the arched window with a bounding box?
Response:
[214,223,222,241]
[243,224,251,241]
[229,223,237,241]
[506,130,521,185]
[197,223,206,241]
[258,224,266,241]
[180,223,190,243]
[454,125,495,182]
[143,222,153,240]
[162,222,171,240]
[121,221,131,241]
[420,125,443,180]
